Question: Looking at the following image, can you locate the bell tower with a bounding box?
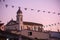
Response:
[16,7,23,30]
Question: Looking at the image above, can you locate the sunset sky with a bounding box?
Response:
[0,0,60,31]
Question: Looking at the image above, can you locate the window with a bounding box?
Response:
[21,17,22,21]
[21,26,22,30]
[27,26,30,30]
[34,26,36,31]
[28,32,32,36]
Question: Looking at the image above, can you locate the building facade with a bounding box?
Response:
[6,7,43,32]
[2,7,60,40]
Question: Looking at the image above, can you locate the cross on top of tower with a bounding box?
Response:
[17,7,22,13]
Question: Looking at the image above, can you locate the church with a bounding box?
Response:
[1,7,60,40]
[5,7,43,32]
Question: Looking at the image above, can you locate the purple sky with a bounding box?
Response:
[0,0,60,31]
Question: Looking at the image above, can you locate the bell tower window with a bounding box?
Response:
[21,17,22,21]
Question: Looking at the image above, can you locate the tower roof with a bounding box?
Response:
[17,7,22,13]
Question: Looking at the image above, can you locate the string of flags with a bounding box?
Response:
[0,0,60,15]
[0,1,60,28]
[4,4,60,16]
[43,22,60,28]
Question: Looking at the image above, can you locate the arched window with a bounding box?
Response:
[21,17,22,21]
[38,27,40,31]
[34,26,36,31]
[27,26,30,30]
[21,26,22,30]
[38,26,43,32]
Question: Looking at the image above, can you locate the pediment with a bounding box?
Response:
[8,21,15,25]
[6,20,17,26]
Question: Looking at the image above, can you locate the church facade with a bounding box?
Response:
[5,7,43,32]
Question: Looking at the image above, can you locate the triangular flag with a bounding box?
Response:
[31,9,34,10]
[58,22,60,24]
[5,4,8,8]
[53,12,55,14]
[49,25,51,26]
[48,11,50,13]
[37,10,40,12]
[51,24,53,26]
[12,5,14,8]
[24,8,27,10]
[54,23,56,25]
[58,13,60,15]
[43,11,45,12]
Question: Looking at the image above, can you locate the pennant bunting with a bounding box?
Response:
[24,8,27,10]
[58,22,60,24]
[31,9,34,10]
[51,24,53,26]
[5,4,8,8]
[44,22,60,28]
[43,11,45,12]
[37,10,40,12]
[3,5,60,17]
[48,11,50,13]
[49,25,51,26]
[58,13,60,15]
[12,5,14,8]
[54,23,56,25]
